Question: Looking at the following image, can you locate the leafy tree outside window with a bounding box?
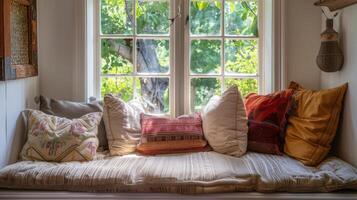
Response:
[99,0,259,114]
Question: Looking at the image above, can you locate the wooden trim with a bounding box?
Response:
[0,0,11,81]
[2,0,11,58]
[14,0,31,6]
[314,0,357,11]
[13,64,37,78]
[1,191,357,200]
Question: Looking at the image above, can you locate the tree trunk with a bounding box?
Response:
[104,1,170,112]
[107,38,169,112]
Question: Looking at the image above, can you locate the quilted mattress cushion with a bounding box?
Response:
[0,152,356,193]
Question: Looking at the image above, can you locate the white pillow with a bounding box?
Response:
[201,86,248,157]
[103,94,144,156]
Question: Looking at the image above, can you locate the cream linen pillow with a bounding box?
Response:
[103,94,145,156]
[21,110,102,162]
[202,86,248,157]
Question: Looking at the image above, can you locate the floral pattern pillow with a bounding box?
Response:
[21,110,102,162]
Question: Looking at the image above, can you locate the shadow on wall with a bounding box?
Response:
[331,88,356,160]
[7,112,27,164]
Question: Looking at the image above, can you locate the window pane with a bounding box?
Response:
[137,39,169,73]
[136,77,169,114]
[190,78,220,112]
[136,0,169,35]
[101,77,134,101]
[101,39,133,74]
[225,39,258,75]
[224,78,258,98]
[190,0,221,35]
[190,40,221,74]
[225,0,258,36]
[101,0,133,34]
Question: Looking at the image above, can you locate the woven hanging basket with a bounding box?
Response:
[316,19,344,72]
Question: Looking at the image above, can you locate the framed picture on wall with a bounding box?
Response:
[0,0,38,81]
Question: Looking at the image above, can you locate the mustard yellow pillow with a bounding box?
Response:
[284,82,348,166]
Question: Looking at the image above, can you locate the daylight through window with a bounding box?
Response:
[98,0,260,114]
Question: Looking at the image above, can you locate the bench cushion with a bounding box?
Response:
[0,152,356,193]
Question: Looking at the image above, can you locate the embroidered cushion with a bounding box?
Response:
[245,89,295,155]
[103,94,145,156]
[284,82,348,166]
[137,113,208,155]
[39,95,108,149]
[201,86,248,157]
[21,110,102,162]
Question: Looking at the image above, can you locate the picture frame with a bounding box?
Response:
[0,0,37,81]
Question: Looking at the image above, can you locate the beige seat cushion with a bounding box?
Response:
[0,152,356,193]
[103,94,144,156]
[202,86,248,157]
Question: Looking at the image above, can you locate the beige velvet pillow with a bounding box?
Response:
[202,86,248,157]
[103,94,144,156]
[21,110,102,162]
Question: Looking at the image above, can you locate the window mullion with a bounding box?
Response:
[133,0,138,99]
[221,0,225,94]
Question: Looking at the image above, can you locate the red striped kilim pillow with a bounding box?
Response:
[137,113,208,155]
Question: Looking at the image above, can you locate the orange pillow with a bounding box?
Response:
[284,82,348,166]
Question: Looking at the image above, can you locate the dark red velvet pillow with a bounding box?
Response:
[245,89,295,155]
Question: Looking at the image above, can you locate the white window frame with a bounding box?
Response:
[87,0,280,116]
[183,0,263,114]
[94,0,177,116]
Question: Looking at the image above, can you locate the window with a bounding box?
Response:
[96,0,261,115]
[99,0,172,114]
[187,0,259,112]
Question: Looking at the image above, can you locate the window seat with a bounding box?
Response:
[0,152,356,194]
[1,190,357,200]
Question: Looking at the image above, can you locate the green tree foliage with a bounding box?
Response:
[100,0,259,113]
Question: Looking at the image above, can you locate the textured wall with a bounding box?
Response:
[0,77,39,168]
[38,0,85,102]
[285,0,321,90]
[320,5,357,167]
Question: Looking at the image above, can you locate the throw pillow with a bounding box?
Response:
[201,86,248,157]
[284,81,348,166]
[21,110,102,162]
[245,89,295,155]
[39,95,108,149]
[136,113,208,155]
[103,94,145,156]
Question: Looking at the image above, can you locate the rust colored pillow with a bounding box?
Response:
[245,89,295,155]
[136,113,208,155]
[284,82,348,166]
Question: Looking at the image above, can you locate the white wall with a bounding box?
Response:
[320,5,357,166]
[38,0,86,102]
[37,0,323,99]
[0,77,39,168]
[285,0,321,90]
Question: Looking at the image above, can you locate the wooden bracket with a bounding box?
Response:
[314,0,357,11]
